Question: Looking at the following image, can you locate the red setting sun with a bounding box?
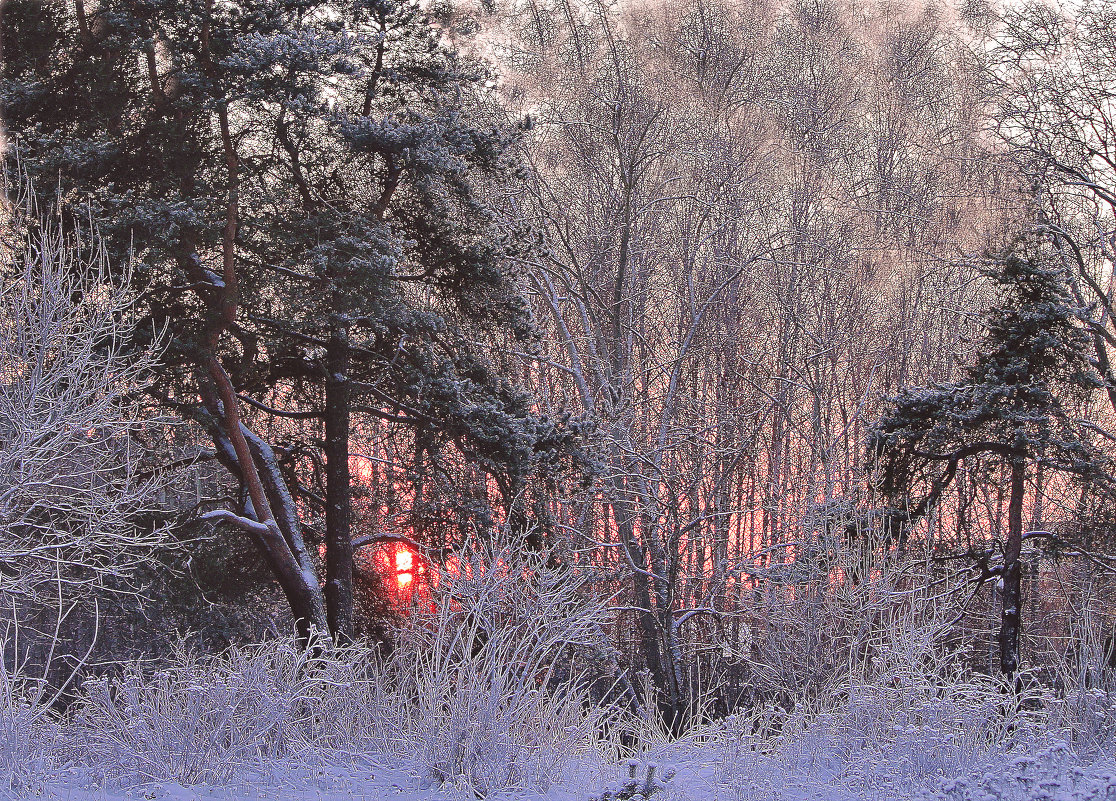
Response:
[358,542,428,609]
[396,548,413,588]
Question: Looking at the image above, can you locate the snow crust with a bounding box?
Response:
[24,740,1116,801]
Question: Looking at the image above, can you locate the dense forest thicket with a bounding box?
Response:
[3,0,1116,797]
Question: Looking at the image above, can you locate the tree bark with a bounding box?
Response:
[324,330,354,642]
[206,362,328,640]
[1000,458,1026,676]
[193,19,329,640]
[610,489,679,728]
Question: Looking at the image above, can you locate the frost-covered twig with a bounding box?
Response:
[0,172,174,599]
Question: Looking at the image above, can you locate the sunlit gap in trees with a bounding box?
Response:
[344,436,1089,621]
[364,542,426,609]
[345,452,428,606]
[396,547,413,588]
[346,449,534,613]
[343,421,1084,621]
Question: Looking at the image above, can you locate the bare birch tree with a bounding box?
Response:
[482,0,1003,719]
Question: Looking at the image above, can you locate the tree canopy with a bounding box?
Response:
[0,0,575,638]
[870,233,1111,673]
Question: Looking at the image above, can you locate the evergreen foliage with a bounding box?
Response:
[869,233,1112,674]
[0,0,574,636]
[872,233,1103,502]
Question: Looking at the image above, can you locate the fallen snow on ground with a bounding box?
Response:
[22,757,603,801]
[24,740,1116,801]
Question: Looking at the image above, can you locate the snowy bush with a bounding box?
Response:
[1047,684,1116,755]
[1041,603,1116,757]
[0,663,59,796]
[64,634,382,786]
[783,671,1031,789]
[44,534,620,795]
[0,176,173,602]
[68,638,325,785]
[919,743,1116,801]
[373,534,620,797]
[0,604,84,796]
[710,546,1052,799]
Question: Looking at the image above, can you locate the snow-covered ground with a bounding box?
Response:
[21,735,1116,801]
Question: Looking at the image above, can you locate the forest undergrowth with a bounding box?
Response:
[2,540,1115,801]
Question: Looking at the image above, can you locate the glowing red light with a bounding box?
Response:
[396,548,413,588]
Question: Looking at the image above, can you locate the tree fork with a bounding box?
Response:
[206,356,328,639]
[611,494,678,727]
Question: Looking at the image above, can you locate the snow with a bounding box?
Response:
[22,739,1116,801]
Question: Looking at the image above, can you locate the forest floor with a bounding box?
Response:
[28,737,1116,801]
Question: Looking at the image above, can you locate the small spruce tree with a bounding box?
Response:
[870,233,1109,676]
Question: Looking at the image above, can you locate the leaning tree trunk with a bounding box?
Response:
[192,74,329,642]
[202,362,329,641]
[1000,457,1026,676]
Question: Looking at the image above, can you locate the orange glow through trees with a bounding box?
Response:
[396,547,413,588]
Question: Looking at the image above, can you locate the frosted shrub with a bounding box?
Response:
[287,639,387,758]
[1043,604,1116,756]
[796,671,1027,787]
[716,545,1048,797]
[380,534,619,796]
[36,634,386,788]
[0,675,58,796]
[711,660,1044,800]
[1049,684,1116,754]
[713,707,777,785]
[401,654,603,795]
[20,534,619,794]
[0,176,174,602]
[69,638,324,785]
[920,742,1116,801]
[0,603,87,796]
[774,615,1039,792]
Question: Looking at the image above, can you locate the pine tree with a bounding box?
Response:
[869,233,1109,675]
[1,0,569,639]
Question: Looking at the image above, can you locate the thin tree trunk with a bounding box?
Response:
[325,330,354,642]
[1000,458,1025,676]
[611,492,675,723]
